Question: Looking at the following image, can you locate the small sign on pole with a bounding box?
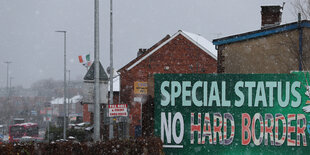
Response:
[108,104,128,117]
[134,81,147,94]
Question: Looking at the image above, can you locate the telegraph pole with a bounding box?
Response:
[94,0,101,142]
[109,0,114,140]
[55,30,67,140]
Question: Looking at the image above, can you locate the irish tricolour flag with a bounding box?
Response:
[78,54,91,68]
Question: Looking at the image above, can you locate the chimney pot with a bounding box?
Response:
[137,48,147,57]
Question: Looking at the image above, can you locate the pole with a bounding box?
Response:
[9,77,13,96]
[55,30,67,140]
[67,70,71,116]
[141,102,142,137]
[298,13,303,71]
[48,118,50,143]
[4,61,11,130]
[47,107,50,143]
[94,0,101,142]
[109,0,114,140]
[4,61,12,96]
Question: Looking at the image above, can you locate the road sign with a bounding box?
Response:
[108,104,128,117]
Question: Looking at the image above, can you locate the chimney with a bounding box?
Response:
[261,5,283,29]
[137,48,147,57]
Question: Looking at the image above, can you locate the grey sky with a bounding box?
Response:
[0,0,297,88]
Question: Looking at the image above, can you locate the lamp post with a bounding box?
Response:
[94,0,101,142]
[67,69,71,116]
[55,30,67,140]
[4,61,11,127]
[109,0,114,140]
[4,61,12,96]
[9,77,13,96]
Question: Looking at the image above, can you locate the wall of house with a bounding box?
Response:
[119,34,217,137]
[302,28,310,68]
[218,28,310,73]
[82,104,90,122]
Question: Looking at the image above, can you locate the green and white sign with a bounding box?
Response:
[154,72,310,154]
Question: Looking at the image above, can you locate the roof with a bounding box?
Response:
[213,20,310,46]
[118,30,217,72]
[118,35,171,72]
[182,31,217,57]
[13,123,37,126]
[51,95,83,105]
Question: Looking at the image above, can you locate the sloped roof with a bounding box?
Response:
[50,95,83,105]
[182,31,217,58]
[118,35,171,72]
[119,30,217,72]
[213,20,310,46]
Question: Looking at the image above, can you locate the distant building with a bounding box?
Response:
[213,5,310,73]
[50,95,83,119]
[118,30,217,137]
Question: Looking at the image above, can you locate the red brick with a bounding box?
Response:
[119,33,217,137]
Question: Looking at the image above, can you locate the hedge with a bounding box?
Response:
[0,137,163,155]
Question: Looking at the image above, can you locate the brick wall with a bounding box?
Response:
[119,34,217,137]
[83,104,91,123]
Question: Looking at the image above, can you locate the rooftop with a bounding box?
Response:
[213,20,310,46]
[51,95,83,105]
[119,30,216,72]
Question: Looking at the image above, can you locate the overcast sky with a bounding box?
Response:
[0,0,298,88]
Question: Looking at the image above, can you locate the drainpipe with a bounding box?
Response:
[298,13,303,71]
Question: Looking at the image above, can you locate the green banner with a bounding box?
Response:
[154,72,310,154]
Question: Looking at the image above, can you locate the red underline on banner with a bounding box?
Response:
[163,145,184,148]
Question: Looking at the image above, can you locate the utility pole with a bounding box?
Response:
[55,30,67,140]
[109,0,114,140]
[94,0,101,142]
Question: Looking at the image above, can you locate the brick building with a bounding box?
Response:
[213,5,310,74]
[118,30,217,137]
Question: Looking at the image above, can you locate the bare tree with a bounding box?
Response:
[292,0,310,19]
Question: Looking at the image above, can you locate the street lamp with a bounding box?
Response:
[67,69,71,116]
[9,77,13,96]
[109,0,114,140]
[55,30,67,140]
[94,0,101,142]
[4,61,12,95]
[4,61,12,127]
